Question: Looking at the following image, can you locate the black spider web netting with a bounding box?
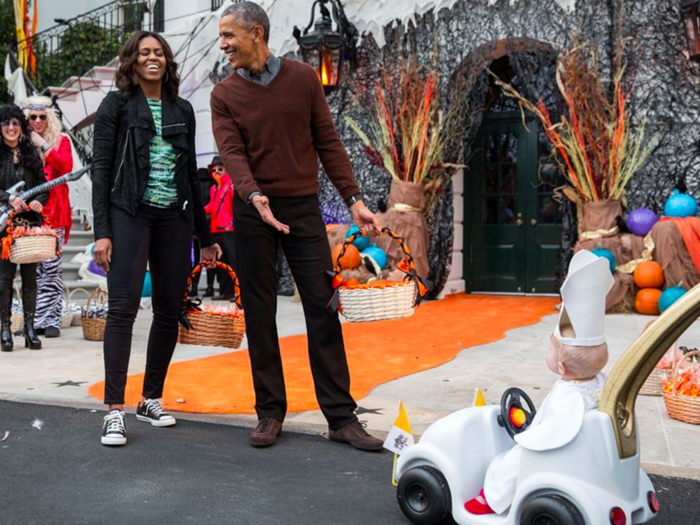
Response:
[213,0,700,296]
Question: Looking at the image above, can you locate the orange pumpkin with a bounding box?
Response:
[331,243,361,270]
[633,261,664,289]
[635,288,662,315]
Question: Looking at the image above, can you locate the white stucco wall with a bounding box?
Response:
[162,0,215,33]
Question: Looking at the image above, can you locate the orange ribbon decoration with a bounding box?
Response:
[1,236,12,260]
[397,259,429,300]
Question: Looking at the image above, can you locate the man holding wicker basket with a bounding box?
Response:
[211,2,383,451]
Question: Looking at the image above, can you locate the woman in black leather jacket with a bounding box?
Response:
[0,105,48,353]
[91,31,220,446]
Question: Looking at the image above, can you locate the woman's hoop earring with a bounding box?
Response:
[164,71,169,83]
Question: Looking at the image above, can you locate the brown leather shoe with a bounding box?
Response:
[329,420,384,452]
[249,417,282,448]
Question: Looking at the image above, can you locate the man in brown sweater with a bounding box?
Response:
[211,2,383,451]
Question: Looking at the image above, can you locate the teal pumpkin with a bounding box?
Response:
[345,224,371,251]
[659,284,686,312]
[664,190,698,218]
[361,244,388,274]
[592,248,616,274]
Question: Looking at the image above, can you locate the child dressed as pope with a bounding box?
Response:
[465,249,614,515]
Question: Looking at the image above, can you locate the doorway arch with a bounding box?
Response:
[444,38,566,294]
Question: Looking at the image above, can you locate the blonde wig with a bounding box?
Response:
[20,95,63,157]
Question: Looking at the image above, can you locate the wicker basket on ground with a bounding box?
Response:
[178,262,245,349]
[640,368,665,396]
[662,350,700,424]
[60,286,74,329]
[69,288,90,327]
[81,288,108,341]
[331,228,429,323]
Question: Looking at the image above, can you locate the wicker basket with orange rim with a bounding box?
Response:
[1,211,59,265]
[662,349,700,425]
[328,228,429,323]
[178,261,246,349]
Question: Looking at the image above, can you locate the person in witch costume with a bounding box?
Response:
[0,105,48,353]
[465,249,614,515]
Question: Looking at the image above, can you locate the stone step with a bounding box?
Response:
[65,230,94,247]
[64,280,99,295]
[10,278,99,297]
[63,263,82,282]
[72,215,88,229]
[62,245,90,260]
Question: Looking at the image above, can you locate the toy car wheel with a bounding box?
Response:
[397,466,452,525]
[520,494,585,525]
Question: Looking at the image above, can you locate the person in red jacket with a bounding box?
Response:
[22,96,73,338]
[204,156,236,300]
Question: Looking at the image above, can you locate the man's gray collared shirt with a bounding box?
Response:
[237,54,281,86]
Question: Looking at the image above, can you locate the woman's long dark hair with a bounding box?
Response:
[0,105,43,175]
[115,31,180,99]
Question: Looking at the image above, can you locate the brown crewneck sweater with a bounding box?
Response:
[210,58,360,203]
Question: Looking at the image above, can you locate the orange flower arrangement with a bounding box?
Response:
[341,279,413,290]
[188,304,244,317]
[663,365,700,397]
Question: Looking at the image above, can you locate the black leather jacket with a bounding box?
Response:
[91,87,213,246]
[0,145,48,206]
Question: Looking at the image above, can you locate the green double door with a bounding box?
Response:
[466,113,564,294]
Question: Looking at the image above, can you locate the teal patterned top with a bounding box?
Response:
[142,98,178,208]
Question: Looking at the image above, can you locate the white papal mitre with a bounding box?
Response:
[554,249,615,347]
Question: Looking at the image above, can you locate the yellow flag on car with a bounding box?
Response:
[383,401,414,455]
[473,388,486,407]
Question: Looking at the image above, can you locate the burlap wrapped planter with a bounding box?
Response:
[376,180,430,279]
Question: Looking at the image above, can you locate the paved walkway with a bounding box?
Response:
[1,297,699,476]
[0,401,697,525]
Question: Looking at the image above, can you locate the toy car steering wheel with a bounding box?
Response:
[498,387,537,439]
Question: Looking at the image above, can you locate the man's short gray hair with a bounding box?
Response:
[222,2,271,43]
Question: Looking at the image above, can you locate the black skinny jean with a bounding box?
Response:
[103,204,192,405]
[0,259,38,313]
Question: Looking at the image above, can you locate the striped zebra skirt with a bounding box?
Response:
[35,227,65,330]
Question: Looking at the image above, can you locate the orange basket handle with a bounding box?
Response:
[183,261,242,310]
[328,227,430,312]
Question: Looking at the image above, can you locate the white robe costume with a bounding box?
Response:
[483,373,606,514]
[483,250,614,515]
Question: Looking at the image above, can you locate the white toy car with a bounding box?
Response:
[394,285,700,525]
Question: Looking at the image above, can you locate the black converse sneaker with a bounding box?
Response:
[101,410,127,446]
[136,399,176,427]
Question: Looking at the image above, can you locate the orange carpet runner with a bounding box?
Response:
[88,294,558,414]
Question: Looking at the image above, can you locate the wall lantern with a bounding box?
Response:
[682,0,700,61]
[293,0,358,94]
